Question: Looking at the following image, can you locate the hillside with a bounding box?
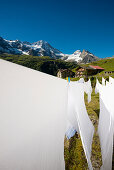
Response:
[71,57,114,78]
[0,53,77,76]
[87,57,114,72]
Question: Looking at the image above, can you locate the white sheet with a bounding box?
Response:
[102,77,105,85]
[67,81,94,170]
[0,59,68,170]
[96,79,114,170]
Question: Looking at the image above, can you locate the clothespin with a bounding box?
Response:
[68,77,70,83]
[66,77,70,83]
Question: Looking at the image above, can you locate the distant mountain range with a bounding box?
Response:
[0,37,99,63]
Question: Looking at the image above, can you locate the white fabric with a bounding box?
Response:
[65,121,76,139]
[95,79,114,170]
[78,78,85,83]
[73,79,92,103]
[102,77,105,85]
[95,79,103,94]
[67,81,94,170]
[0,59,68,170]
[109,76,114,84]
[98,98,113,170]
[84,79,92,103]
[106,80,110,86]
[66,79,92,139]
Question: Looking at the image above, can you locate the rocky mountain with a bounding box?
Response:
[63,49,99,63]
[79,50,99,63]
[0,37,64,59]
[0,37,99,63]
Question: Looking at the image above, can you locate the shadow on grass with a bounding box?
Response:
[112,146,114,170]
[65,135,77,170]
[94,109,100,118]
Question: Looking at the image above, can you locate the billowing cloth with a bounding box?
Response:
[0,59,68,170]
[0,59,95,170]
[66,78,92,139]
[95,79,114,170]
[84,79,92,103]
[106,80,110,86]
[78,77,85,83]
[74,78,92,103]
[65,121,77,139]
[95,79,103,94]
[109,76,114,84]
[66,81,94,170]
[102,77,105,85]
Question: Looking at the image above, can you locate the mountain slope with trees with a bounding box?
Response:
[0,53,77,76]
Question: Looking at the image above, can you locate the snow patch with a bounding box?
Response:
[65,50,82,62]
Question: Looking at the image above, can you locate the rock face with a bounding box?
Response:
[79,50,99,63]
[0,37,99,63]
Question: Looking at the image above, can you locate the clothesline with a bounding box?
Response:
[66,78,94,170]
[0,59,113,170]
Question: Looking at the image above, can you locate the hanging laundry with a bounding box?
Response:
[84,79,93,103]
[102,77,105,85]
[65,121,77,139]
[106,80,110,86]
[66,80,94,170]
[78,77,85,83]
[109,76,114,84]
[0,59,95,170]
[66,78,92,140]
[72,78,92,102]
[0,59,68,170]
[95,79,102,94]
[95,79,114,170]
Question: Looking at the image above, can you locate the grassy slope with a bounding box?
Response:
[88,58,114,71]
[72,57,114,77]
[86,57,114,77]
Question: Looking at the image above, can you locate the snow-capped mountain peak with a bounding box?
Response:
[33,40,48,47]
[73,50,81,55]
[63,49,99,63]
[0,37,64,58]
[0,37,99,63]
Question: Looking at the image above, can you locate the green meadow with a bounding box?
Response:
[87,57,114,72]
[84,57,114,77]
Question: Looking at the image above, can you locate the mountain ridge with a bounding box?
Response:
[0,36,99,63]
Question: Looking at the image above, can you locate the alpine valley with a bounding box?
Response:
[0,37,99,64]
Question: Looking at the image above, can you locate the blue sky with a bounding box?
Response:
[0,0,114,58]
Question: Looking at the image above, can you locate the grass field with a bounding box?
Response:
[88,58,114,72]
[85,57,114,78]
